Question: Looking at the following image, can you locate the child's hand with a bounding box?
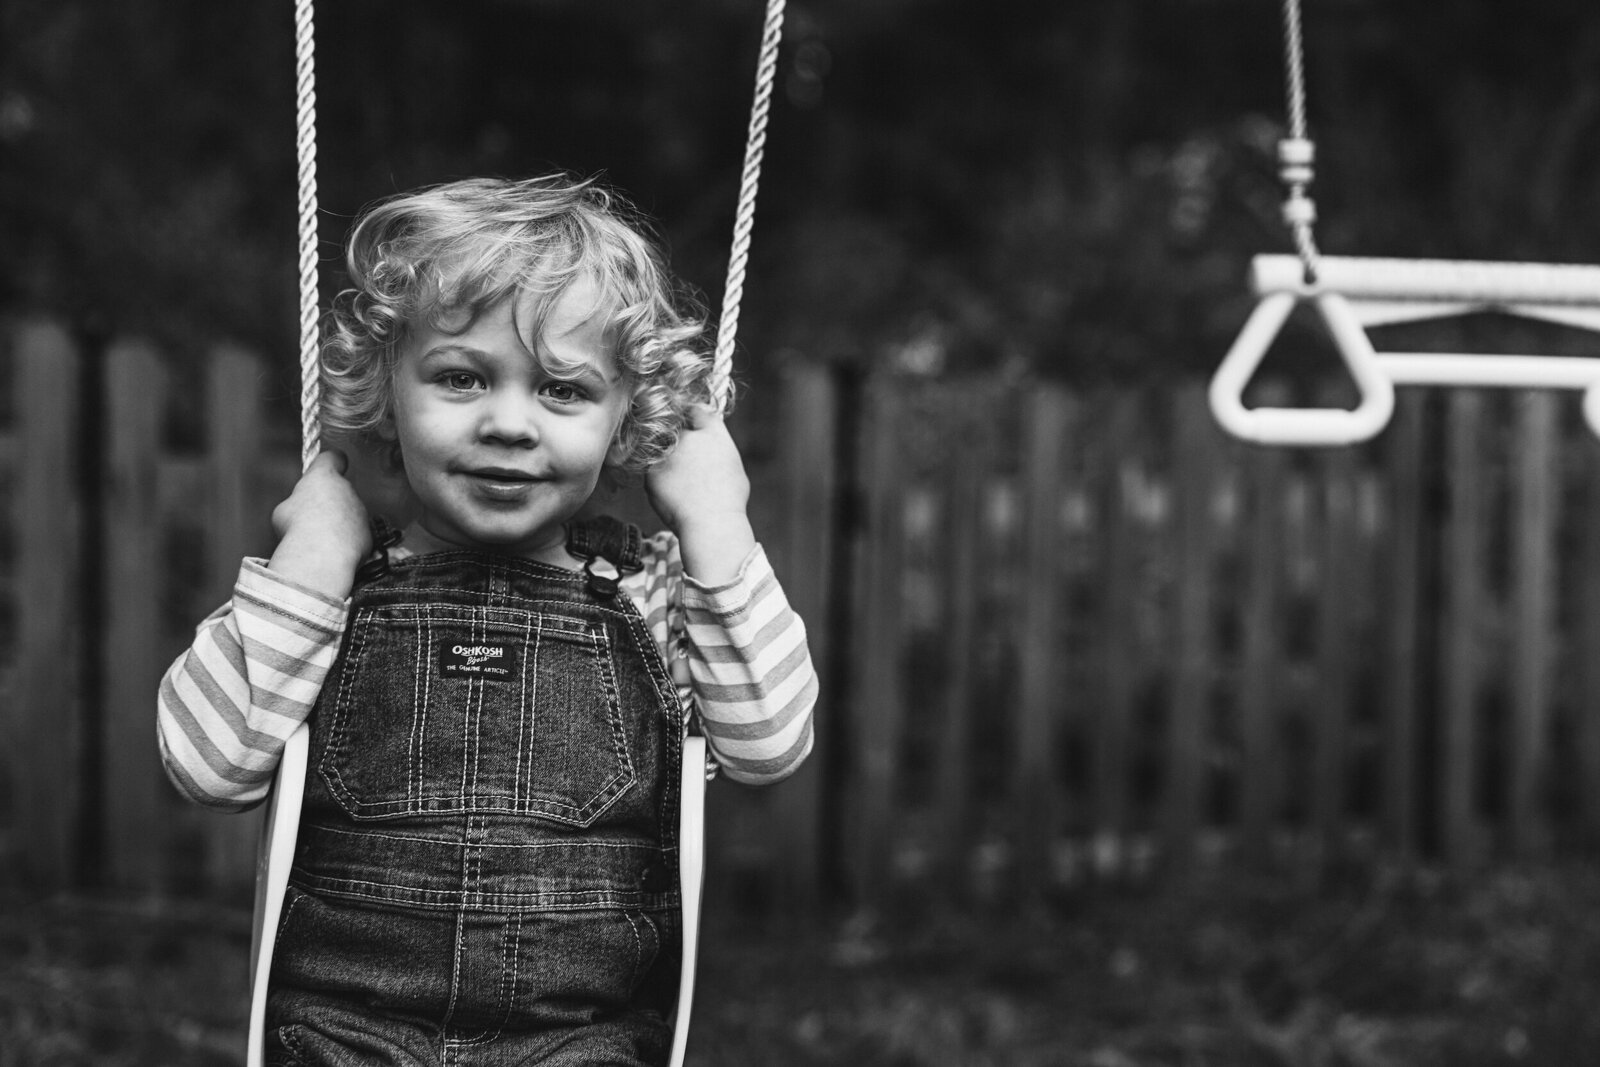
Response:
[268,449,372,600]
[645,406,756,585]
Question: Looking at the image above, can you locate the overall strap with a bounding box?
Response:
[565,515,645,598]
[353,516,404,585]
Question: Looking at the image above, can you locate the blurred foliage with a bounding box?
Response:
[3,0,1600,389]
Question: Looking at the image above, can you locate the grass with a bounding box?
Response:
[3,861,1599,1065]
[0,894,246,1066]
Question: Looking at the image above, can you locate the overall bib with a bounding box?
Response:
[266,530,683,1067]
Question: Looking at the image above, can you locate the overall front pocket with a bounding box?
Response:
[318,604,636,825]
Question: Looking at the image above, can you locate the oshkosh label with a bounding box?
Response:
[439,641,515,679]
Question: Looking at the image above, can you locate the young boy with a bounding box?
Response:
[158,175,815,1065]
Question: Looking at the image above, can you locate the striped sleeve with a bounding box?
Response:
[628,535,816,786]
[156,558,349,812]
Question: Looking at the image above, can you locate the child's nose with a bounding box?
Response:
[477,392,540,446]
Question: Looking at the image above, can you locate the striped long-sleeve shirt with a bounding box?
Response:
[157,534,816,812]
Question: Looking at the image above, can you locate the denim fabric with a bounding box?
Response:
[268,542,683,1066]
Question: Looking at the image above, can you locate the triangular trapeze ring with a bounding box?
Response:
[1210,287,1395,446]
[1210,254,1600,446]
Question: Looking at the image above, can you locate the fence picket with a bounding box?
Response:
[102,339,169,890]
[1380,392,1425,858]
[933,397,984,895]
[1238,431,1287,866]
[1509,391,1557,860]
[1092,394,1143,864]
[1165,388,1217,871]
[12,322,83,886]
[1015,386,1072,890]
[1441,390,1487,866]
[1579,434,1600,849]
[768,362,836,916]
[1311,444,1357,866]
[201,346,269,890]
[844,379,906,908]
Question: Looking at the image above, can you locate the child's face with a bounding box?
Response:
[389,277,630,562]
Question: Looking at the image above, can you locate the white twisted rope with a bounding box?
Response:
[292,0,777,430]
[1281,0,1309,152]
[710,0,787,409]
[1279,0,1320,283]
[295,0,320,471]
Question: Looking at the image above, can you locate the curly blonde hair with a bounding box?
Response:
[321,174,718,475]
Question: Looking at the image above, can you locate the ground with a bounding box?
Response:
[3,862,1598,1066]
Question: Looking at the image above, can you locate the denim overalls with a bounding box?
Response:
[267,521,683,1067]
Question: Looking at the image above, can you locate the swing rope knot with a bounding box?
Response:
[1281,191,1317,228]
[1277,137,1317,240]
[1277,136,1315,186]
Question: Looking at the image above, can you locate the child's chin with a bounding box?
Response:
[459,524,563,557]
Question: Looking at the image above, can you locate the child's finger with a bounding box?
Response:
[309,448,349,476]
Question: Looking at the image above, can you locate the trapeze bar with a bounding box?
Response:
[1252,254,1600,307]
[1332,300,1600,332]
[1376,353,1600,390]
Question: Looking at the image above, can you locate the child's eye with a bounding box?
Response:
[542,381,584,403]
[438,371,483,392]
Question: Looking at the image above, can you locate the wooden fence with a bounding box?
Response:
[797,371,1600,913]
[0,321,298,894]
[5,317,1600,913]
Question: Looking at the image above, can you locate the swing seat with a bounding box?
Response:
[1211,253,1600,445]
[246,726,711,1067]
[246,723,308,1067]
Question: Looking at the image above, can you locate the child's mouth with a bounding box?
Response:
[463,467,539,500]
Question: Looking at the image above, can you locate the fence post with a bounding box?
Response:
[1509,390,1557,861]
[11,321,83,887]
[102,339,169,890]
